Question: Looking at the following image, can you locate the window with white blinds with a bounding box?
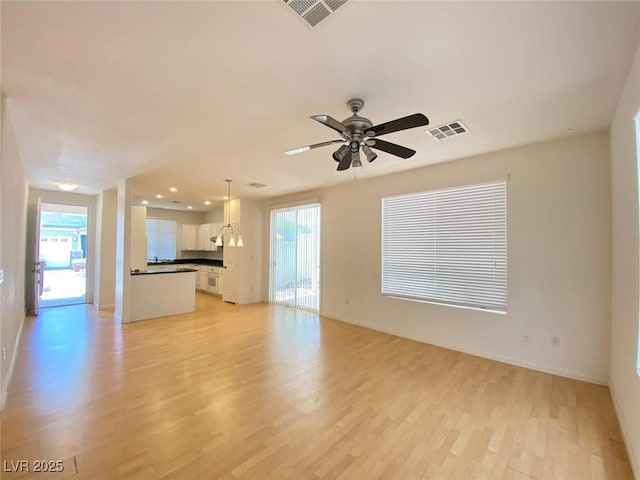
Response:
[382,181,507,312]
[145,218,177,261]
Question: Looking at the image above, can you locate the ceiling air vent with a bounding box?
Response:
[247,182,268,189]
[282,0,348,28]
[428,121,469,141]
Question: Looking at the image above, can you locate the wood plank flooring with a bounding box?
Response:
[0,294,633,479]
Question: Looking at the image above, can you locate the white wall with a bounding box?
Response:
[266,131,611,384]
[203,208,224,224]
[114,179,133,323]
[0,98,29,409]
[94,189,117,310]
[610,39,640,477]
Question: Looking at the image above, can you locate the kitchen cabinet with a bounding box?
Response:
[130,270,196,321]
[222,234,237,303]
[198,223,219,251]
[221,198,261,305]
[181,224,198,251]
[194,266,200,289]
[183,264,200,289]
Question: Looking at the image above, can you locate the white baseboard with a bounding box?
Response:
[609,384,639,479]
[0,316,25,412]
[94,303,115,312]
[325,313,608,386]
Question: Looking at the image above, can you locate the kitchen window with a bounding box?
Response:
[381,180,507,313]
[146,218,177,261]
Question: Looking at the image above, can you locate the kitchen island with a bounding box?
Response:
[130,268,197,321]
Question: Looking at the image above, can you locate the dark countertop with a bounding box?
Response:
[147,258,223,267]
[131,268,198,276]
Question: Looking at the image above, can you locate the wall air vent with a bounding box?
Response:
[282,0,348,28]
[247,182,268,189]
[428,121,469,141]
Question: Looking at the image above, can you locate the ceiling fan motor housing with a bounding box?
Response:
[342,98,373,144]
[285,97,428,171]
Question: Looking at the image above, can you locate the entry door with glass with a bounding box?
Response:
[269,203,321,312]
[38,203,88,308]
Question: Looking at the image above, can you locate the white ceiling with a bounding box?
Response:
[3,1,640,211]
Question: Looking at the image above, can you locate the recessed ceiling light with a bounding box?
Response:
[169,187,178,192]
[187,206,193,210]
[56,182,78,191]
[142,200,149,205]
[156,194,163,199]
[204,200,211,206]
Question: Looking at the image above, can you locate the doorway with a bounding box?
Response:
[38,203,88,308]
[269,203,321,312]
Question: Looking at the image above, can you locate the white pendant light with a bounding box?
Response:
[215,179,244,248]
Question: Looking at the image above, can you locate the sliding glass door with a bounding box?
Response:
[269,203,321,312]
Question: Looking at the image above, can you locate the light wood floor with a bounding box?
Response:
[0,294,633,480]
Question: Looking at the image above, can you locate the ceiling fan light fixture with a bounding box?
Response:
[332,145,349,162]
[362,144,377,162]
[290,99,428,171]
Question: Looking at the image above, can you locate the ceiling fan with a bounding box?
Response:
[285,99,429,171]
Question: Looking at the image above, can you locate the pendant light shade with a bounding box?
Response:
[215,179,244,248]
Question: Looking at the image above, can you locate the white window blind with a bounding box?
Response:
[382,181,507,312]
[145,218,177,261]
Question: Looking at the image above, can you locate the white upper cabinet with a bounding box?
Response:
[181,224,198,251]
[198,223,218,251]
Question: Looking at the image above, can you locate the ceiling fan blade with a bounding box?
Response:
[285,139,344,156]
[369,139,416,159]
[311,115,347,136]
[366,113,429,137]
[337,152,353,171]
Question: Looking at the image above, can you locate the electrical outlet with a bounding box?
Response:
[522,334,531,343]
[551,336,560,347]
[345,298,350,306]
[2,347,5,360]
